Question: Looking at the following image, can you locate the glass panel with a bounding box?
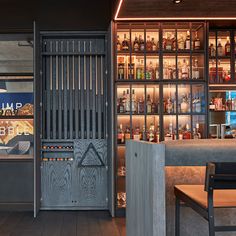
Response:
[192,84,205,113]
[177,55,190,80]
[217,31,231,57]
[209,59,217,83]
[209,31,216,57]
[131,85,144,114]
[146,115,160,142]
[164,115,176,141]
[192,54,204,80]
[117,29,130,52]
[117,115,130,145]
[218,59,231,83]
[116,85,130,114]
[146,56,159,80]
[178,115,191,139]
[146,85,159,114]
[117,146,126,177]
[192,23,204,51]
[178,84,191,114]
[163,84,176,114]
[192,115,205,139]
[163,56,176,80]
[131,116,145,141]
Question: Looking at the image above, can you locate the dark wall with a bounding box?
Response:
[0,0,112,31]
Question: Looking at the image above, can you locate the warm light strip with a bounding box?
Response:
[114,0,236,21]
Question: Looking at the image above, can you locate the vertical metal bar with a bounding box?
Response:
[97,56,102,139]
[86,53,90,139]
[46,40,51,139]
[63,40,68,139]
[80,51,85,139]
[52,40,57,139]
[74,49,79,139]
[92,55,96,139]
[58,41,62,139]
[69,40,73,139]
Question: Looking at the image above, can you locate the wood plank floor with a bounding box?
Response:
[0,211,126,236]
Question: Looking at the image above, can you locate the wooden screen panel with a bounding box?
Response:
[42,36,106,140]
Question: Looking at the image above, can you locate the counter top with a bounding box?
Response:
[162,139,236,166]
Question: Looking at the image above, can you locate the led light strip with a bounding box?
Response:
[114,0,236,21]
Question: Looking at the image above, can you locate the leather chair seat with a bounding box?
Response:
[175,185,236,209]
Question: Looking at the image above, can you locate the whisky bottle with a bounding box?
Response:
[117,124,125,144]
[217,39,224,56]
[151,37,157,51]
[178,125,183,140]
[146,94,152,114]
[192,59,200,79]
[133,127,141,140]
[142,125,146,140]
[209,98,216,111]
[209,43,216,57]
[122,34,129,51]
[117,35,121,51]
[183,124,191,139]
[155,62,159,80]
[117,98,125,113]
[185,31,191,50]
[128,61,135,80]
[125,89,130,112]
[165,33,172,50]
[148,123,155,142]
[166,97,173,114]
[225,36,231,56]
[178,33,185,50]
[172,33,177,50]
[139,35,145,51]
[137,97,144,114]
[131,89,137,113]
[117,57,125,80]
[146,61,155,80]
[156,126,160,143]
[133,34,139,52]
[124,126,131,141]
[180,94,189,113]
[136,59,144,80]
[209,60,216,83]
[194,31,200,50]
[181,59,189,79]
[146,35,152,51]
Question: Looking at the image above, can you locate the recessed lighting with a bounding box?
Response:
[173,0,183,4]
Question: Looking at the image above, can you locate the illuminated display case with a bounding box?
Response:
[115,22,207,215]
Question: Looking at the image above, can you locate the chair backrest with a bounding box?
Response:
[205,162,236,192]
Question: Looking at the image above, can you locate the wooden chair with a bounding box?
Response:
[174,162,236,236]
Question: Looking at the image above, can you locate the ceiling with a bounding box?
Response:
[116,0,236,19]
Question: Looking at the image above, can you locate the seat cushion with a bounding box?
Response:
[175,185,236,208]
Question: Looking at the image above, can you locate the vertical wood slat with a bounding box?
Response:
[97,56,102,139]
[52,40,57,139]
[46,40,51,139]
[86,52,90,139]
[63,40,68,139]
[80,52,85,139]
[58,41,62,139]
[74,53,79,139]
[69,40,73,139]
[92,55,96,139]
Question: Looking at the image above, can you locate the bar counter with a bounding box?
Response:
[126,140,236,236]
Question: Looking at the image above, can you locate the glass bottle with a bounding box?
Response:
[151,37,157,51]
[146,35,152,51]
[178,33,185,50]
[166,97,173,114]
[185,31,191,50]
[181,59,189,79]
[193,128,199,139]
[117,124,125,144]
[165,33,172,50]
[142,125,146,140]
[133,127,141,140]
[178,125,183,140]
[136,59,144,80]
[139,35,145,51]
[217,38,224,56]
[117,57,125,80]
[122,34,129,51]
[156,126,160,143]
[146,61,155,80]
[148,123,155,142]
[180,94,189,113]
[195,96,201,113]
[117,98,125,113]
[128,59,135,80]
[183,124,191,139]
[133,34,139,52]
[122,90,126,112]
[137,97,144,114]
[192,59,200,79]
[194,31,201,50]
[124,126,131,141]
[155,62,159,80]
[225,36,231,56]
[125,89,130,112]
[146,94,152,114]
[209,43,216,57]
[117,35,121,51]
[209,98,216,111]
[131,89,137,113]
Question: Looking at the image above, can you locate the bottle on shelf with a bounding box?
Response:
[122,90,127,112]
[185,31,191,50]
[155,62,159,80]
[209,43,216,57]
[165,97,174,114]
[133,126,141,140]
[194,96,202,113]
[142,125,146,140]
[209,60,217,83]
[125,89,130,112]
[217,38,224,56]
[117,97,125,113]
[156,126,160,143]
[117,57,125,80]
[122,34,129,51]
[152,98,157,113]
[131,89,137,113]
[178,33,185,50]
[209,97,216,111]
[146,61,155,80]
[194,31,201,50]
[193,123,201,139]
[217,60,224,82]
[225,36,231,56]
[183,124,191,139]
[172,33,177,50]
[181,59,189,79]
[117,124,125,144]
[192,59,200,79]
[128,60,135,80]
[117,35,121,51]
[151,37,157,51]
[139,35,145,51]
[147,123,155,142]
[165,33,172,50]
[136,59,144,80]
[146,94,152,114]
[146,35,152,51]
[133,34,139,52]
[137,97,145,114]
[124,126,131,141]
[180,94,190,113]
[165,123,175,141]
[178,125,183,140]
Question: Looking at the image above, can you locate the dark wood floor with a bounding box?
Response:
[0,211,126,236]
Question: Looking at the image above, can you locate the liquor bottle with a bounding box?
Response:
[165,33,172,50]
[131,89,137,113]
[139,35,145,51]
[194,31,201,50]
[137,97,144,114]
[217,38,224,56]
[156,126,160,143]
[142,125,146,140]
[146,94,152,114]
[185,31,191,50]
[124,126,131,141]
[122,34,129,51]
[128,60,135,80]
[192,59,200,79]
[125,89,130,112]
[209,60,216,83]
[133,34,139,52]
[136,59,144,80]
[147,123,155,142]
[117,35,121,51]
[117,97,125,113]
[218,60,223,82]
[193,128,199,139]
[183,124,191,139]
[181,59,189,79]
[151,99,157,113]
[146,61,155,80]
[180,94,189,113]
[117,57,125,80]
[209,43,216,57]
[172,33,177,50]
[155,62,159,80]
[166,97,173,114]
[178,125,183,140]
[151,37,157,51]
[122,90,126,112]
[117,124,125,144]
[209,98,216,111]
[178,33,185,50]
[133,127,141,140]
[146,35,152,51]
[225,36,231,56]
